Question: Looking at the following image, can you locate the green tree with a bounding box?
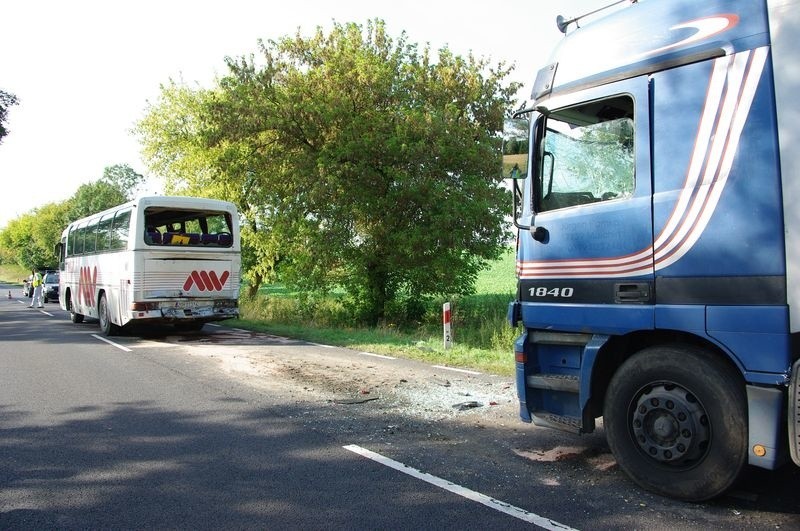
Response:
[138,20,519,323]
[68,180,127,221]
[0,90,18,145]
[0,201,70,270]
[136,81,283,297]
[102,163,146,200]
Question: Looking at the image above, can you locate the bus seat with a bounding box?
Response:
[146,231,162,245]
[187,233,201,244]
[201,234,218,245]
[217,233,232,246]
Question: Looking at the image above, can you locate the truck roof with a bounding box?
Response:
[533,0,771,104]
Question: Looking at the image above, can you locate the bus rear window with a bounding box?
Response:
[143,208,233,248]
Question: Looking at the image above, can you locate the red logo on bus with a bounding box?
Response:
[183,270,230,292]
[79,266,97,307]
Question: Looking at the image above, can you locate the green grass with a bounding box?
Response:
[233,248,520,376]
[228,316,514,376]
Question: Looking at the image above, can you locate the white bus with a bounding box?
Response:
[56,196,241,335]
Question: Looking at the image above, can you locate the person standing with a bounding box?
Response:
[29,269,43,308]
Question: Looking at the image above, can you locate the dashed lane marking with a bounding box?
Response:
[91,334,133,352]
[432,365,481,375]
[343,445,577,530]
[358,351,396,360]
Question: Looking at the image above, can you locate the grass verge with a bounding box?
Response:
[231,248,520,377]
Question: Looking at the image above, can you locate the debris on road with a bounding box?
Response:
[452,400,482,411]
[332,396,380,405]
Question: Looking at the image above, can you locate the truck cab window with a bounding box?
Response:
[538,96,634,212]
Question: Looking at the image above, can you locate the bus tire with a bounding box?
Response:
[98,293,120,336]
[67,295,84,323]
[603,344,747,501]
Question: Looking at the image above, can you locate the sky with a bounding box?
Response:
[0,0,607,229]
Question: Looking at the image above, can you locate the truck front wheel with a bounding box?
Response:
[604,345,747,501]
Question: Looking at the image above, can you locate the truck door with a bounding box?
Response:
[517,77,653,333]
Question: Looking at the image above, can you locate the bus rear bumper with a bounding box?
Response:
[128,300,239,322]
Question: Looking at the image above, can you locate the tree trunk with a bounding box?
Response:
[246,271,263,299]
[365,261,389,326]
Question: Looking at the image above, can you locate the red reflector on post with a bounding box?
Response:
[515,351,526,363]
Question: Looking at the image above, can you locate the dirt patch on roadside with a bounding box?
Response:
[182,338,520,429]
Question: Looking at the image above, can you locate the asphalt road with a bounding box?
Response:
[1,283,798,530]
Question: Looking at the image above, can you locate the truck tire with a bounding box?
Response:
[98,293,120,336]
[604,344,747,501]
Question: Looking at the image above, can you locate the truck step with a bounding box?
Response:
[531,331,592,346]
[531,411,583,434]
[527,374,580,394]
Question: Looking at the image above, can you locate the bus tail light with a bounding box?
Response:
[131,302,159,311]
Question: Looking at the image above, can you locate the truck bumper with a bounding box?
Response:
[514,331,532,423]
[747,384,788,469]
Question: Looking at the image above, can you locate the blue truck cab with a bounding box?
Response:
[504,0,800,501]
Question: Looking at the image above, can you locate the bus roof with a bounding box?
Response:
[65,196,238,229]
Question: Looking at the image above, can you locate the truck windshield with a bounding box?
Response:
[538,95,634,212]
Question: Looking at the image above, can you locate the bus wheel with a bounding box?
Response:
[67,295,84,323]
[98,293,120,336]
[604,345,747,501]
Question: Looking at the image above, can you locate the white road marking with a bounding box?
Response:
[91,334,133,352]
[343,445,577,530]
[432,365,481,375]
[309,342,395,360]
[358,351,396,360]
[37,309,54,316]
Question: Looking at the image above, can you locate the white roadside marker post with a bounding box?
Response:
[443,302,453,350]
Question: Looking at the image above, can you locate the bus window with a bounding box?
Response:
[144,208,233,247]
[97,213,114,251]
[111,209,132,250]
[67,227,77,256]
[74,222,87,255]
[85,219,99,254]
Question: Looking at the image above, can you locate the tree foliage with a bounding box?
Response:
[103,163,146,199]
[0,201,72,270]
[137,20,519,323]
[0,89,19,145]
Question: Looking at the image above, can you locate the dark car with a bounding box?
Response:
[42,271,59,303]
